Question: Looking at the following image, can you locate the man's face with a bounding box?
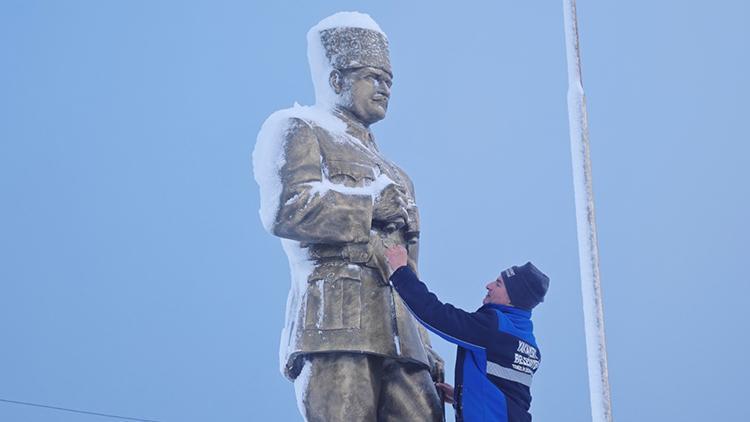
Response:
[336,66,392,126]
[483,275,513,306]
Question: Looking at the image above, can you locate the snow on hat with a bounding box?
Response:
[502,262,550,310]
[307,12,390,107]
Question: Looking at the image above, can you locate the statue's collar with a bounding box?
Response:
[332,107,377,149]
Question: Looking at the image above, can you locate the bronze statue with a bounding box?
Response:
[253,11,443,421]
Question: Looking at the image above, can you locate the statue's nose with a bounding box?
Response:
[378,82,390,97]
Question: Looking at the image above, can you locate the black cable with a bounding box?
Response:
[0,398,160,422]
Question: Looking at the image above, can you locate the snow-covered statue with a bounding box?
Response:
[253,11,444,422]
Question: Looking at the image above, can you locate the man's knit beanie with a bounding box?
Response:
[502,262,550,310]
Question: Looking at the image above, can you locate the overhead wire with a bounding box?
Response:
[0,398,160,422]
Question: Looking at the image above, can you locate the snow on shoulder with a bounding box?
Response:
[252,103,345,232]
[253,102,395,233]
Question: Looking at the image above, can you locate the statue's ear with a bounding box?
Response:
[329,70,343,94]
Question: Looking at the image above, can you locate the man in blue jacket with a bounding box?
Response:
[385,245,550,422]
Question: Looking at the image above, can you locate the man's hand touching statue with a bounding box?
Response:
[385,244,408,276]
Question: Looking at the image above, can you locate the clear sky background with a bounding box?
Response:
[1,1,748,421]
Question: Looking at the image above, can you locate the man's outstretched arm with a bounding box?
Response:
[387,246,494,350]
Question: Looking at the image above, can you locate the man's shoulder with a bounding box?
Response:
[470,305,502,327]
[487,306,537,346]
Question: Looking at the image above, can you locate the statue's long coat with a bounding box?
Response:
[271,109,433,379]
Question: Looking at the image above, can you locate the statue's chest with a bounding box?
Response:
[318,135,407,193]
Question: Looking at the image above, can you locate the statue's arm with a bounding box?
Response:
[272,118,373,244]
[402,178,445,379]
[402,174,420,271]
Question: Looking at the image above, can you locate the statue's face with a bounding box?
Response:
[332,66,392,126]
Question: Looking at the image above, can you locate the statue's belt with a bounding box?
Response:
[304,241,393,285]
[306,242,371,264]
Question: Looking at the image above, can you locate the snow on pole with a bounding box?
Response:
[562,1,614,422]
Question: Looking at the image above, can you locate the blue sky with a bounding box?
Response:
[1,1,748,421]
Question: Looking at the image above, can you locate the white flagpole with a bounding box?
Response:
[562,1,614,421]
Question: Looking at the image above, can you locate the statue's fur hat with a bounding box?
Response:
[319,27,391,75]
[307,12,391,106]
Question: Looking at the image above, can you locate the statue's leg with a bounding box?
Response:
[295,353,380,422]
[377,359,443,422]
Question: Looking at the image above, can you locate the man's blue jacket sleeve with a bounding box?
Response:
[390,265,495,351]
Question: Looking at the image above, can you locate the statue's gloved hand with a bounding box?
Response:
[373,183,408,232]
